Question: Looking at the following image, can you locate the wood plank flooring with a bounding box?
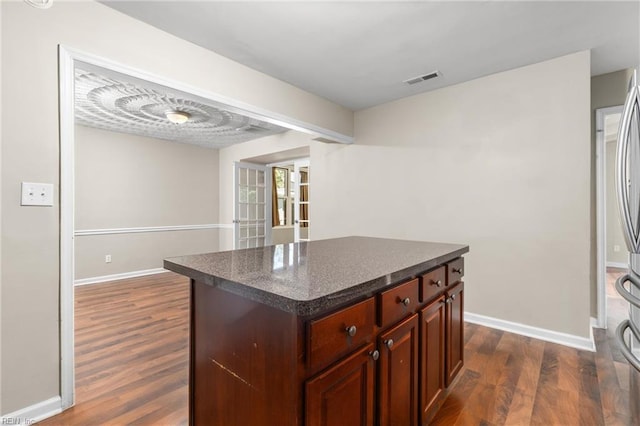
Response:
[39,270,634,425]
[38,273,190,426]
[431,267,633,425]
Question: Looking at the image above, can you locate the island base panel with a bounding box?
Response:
[190,280,301,426]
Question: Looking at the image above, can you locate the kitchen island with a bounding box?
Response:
[164,236,469,426]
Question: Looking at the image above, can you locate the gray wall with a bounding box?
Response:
[272,227,295,244]
[227,51,593,339]
[75,125,219,279]
[590,69,634,314]
[0,0,352,415]
[311,51,592,338]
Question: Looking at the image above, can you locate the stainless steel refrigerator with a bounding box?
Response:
[615,69,640,421]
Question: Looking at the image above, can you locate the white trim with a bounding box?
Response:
[293,159,310,243]
[63,46,354,145]
[233,162,271,248]
[74,223,232,236]
[596,105,625,330]
[590,316,601,330]
[464,312,596,352]
[59,45,352,412]
[0,396,62,425]
[266,156,311,168]
[606,261,628,269]
[74,268,167,286]
[58,45,75,410]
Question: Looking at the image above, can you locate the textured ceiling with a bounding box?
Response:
[74,68,288,148]
[101,1,640,110]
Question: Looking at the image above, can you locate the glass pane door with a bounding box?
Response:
[294,159,310,242]
[234,162,269,249]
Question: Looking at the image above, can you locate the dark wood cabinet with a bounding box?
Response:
[420,295,446,423]
[378,314,419,426]
[305,344,376,426]
[307,298,376,373]
[420,266,446,303]
[187,255,465,426]
[445,282,464,386]
[378,278,419,329]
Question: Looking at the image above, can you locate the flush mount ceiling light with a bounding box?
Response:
[165,110,191,124]
[24,0,53,9]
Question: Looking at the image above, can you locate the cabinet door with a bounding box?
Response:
[420,295,445,422]
[445,282,464,386]
[305,344,376,426]
[378,314,419,426]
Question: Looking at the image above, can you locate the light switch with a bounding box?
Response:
[21,182,54,206]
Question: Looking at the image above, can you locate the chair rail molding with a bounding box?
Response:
[74,223,233,236]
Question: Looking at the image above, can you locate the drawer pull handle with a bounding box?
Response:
[369,350,380,361]
[453,268,463,274]
[431,280,442,287]
[401,297,411,307]
[384,339,394,349]
[345,325,357,337]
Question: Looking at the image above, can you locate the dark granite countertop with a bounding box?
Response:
[164,236,468,316]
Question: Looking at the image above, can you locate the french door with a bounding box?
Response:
[234,162,270,249]
[293,160,310,242]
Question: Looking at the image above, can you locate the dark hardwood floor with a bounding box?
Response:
[430,267,632,425]
[39,270,633,425]
[38,272,190,426]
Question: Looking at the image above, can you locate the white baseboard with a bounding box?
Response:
[1,396,62,424]
[74,267,167,286]
[465,312,596,352]
[591,316,606,330]
[606,261,628,269]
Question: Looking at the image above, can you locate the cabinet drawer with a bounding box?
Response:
[420,267,446,303]
[378,278,419,329]
[308,297,375,372]
[446,258,464,285]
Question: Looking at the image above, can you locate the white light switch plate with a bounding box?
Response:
[21,182,54,206]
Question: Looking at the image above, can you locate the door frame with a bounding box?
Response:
[595,105,624,329]
[58,46,353,410]
[266,157,310,243]
[293,158,310,242]
[233,162,271,248]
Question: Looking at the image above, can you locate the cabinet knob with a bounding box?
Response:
[384,339,394,349]
[450,294,456,301]
[369,350,380,361]
[431,280,442,287]
[453,268,463,274]
[345,325,357,337]
[401,297,411,307]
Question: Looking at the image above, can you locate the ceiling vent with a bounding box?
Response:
[404,71,440,85]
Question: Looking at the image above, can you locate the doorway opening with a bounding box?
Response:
[59,46,351,413]
[596,105,624,330]
[270,158,310,244]
[233,155,311,248]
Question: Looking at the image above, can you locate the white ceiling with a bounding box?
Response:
[102,1,640,110]
[75,66,288,148]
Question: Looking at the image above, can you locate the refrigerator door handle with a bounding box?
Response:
[616,320,640,372]
[616,273,640,309]
[616,73,640,253]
